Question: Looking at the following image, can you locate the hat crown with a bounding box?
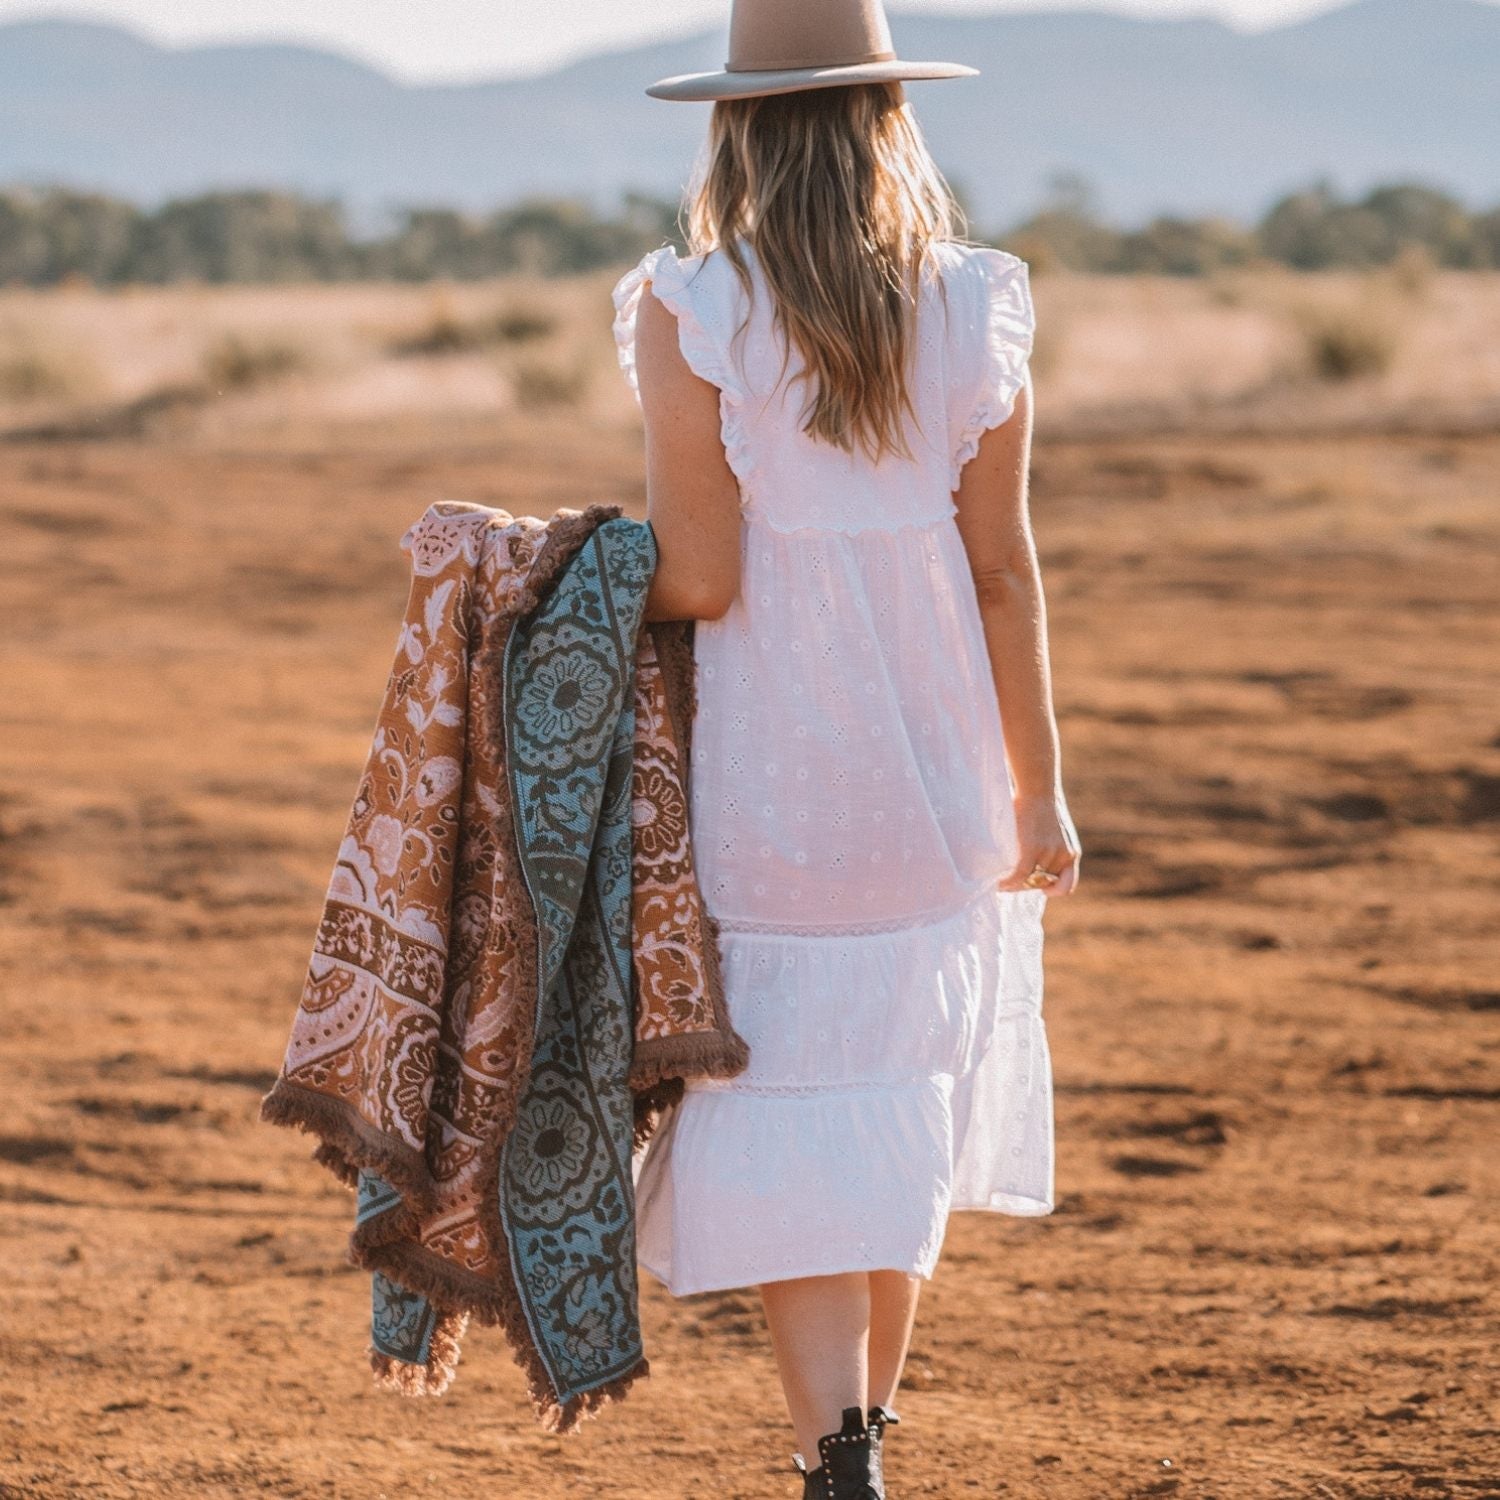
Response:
[727,0,896,73]
[644,0,975,101]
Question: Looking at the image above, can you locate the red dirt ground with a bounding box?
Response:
[2,413,1496,1498]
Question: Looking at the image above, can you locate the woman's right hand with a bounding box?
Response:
[997,791,1082,897]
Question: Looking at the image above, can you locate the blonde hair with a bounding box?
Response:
[683,81,967,465]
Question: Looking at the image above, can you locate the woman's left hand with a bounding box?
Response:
[997,791,1082,897]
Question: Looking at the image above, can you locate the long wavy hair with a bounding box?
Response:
[682,81,968,465]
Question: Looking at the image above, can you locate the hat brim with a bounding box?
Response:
[645,58,978,102]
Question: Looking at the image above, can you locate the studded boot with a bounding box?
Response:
[791,1406,882,1500]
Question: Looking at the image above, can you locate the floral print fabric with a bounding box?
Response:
[260,500,746,1430]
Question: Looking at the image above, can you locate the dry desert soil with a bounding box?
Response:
[1,403,1497,1498]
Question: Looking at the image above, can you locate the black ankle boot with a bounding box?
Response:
[791,1406,882,1500]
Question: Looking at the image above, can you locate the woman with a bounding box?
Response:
[610,2,1081,1494]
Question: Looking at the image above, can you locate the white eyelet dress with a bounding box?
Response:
[611,236,1054,1297]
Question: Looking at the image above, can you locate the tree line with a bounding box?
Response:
[1,180,1497,287]
[0,190,681,287]
[1006,178,1500,276]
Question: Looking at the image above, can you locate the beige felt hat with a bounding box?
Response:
[645,0,978,102]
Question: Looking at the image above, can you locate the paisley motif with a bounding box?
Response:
[260,500,748,1432]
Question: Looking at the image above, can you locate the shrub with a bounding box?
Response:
[0,352,75,401]
[488,306,556,343]
[389,294,557,357]
[201,333,307,391]
[512,357,589,409]
[0,337,98,403]
[1294,301,1399,383]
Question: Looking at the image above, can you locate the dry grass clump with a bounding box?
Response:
[512,356,590,410]
[201,333,308,392]
[1282,273,1406,384]
[1200,262,1299,312]
[0,333,100,404]
[0,351,76,401]
[389,292,557,357]
[1294,302,1400,383]
[1189,266,1404,386]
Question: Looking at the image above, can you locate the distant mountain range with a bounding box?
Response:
[1,0,1496,227]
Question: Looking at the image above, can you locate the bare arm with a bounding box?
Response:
[633,280,742,623]
[953,376,1081,896]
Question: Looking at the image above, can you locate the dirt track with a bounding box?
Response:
[2,413,1497,1498]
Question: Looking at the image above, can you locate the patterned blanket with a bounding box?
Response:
[259,500,747,1432]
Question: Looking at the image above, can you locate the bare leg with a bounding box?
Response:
[868,1270,922,1409]
[758,1272,871,1461]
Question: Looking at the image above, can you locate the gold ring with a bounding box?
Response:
[1023,866,1059,889]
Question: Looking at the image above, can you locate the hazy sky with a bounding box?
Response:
[0,0,1416,81]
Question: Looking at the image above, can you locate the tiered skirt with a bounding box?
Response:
[632,880,1053,1297]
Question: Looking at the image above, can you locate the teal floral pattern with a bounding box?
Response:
[512,1094,599,1197]
[513,628,618,770]
[500,520,653,1400]
[360,517,658,1410]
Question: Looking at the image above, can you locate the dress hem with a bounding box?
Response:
[952,1194,1055,1217]
[638,1253,938,1299]
[636,1192,1054,1298]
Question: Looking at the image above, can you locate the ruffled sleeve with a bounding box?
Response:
[947,247,1035,492]
[610,244,755,486]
